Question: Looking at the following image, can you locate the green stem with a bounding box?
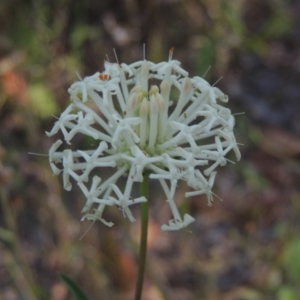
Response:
[134,173,149,300]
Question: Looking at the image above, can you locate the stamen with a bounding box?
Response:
[76,71,83,80]
[148,94,159,150]
[113,48,119,64]
[99,73,109,81]
[202,66,211,78]
[140,61,150,90]
[79,221,96,240]
[168,46,174,62]
[212,76,223,87]
[139,98,149,148]
[28,152,48,156]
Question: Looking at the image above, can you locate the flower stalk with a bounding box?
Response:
[135,173,149,300]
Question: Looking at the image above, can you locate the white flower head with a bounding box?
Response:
[47,49,241,231]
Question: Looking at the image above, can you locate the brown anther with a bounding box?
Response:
[184,112,187,118]
[99,73,109,81]
[170,46,174,53]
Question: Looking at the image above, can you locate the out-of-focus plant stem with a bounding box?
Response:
[0,188,39,300]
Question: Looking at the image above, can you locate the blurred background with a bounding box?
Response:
[1,0,300,299]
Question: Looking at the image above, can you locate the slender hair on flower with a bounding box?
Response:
[46,48,241,231]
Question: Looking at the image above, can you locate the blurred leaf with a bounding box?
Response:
[28,84,58,119]
[0,228,16,244]
[283,239,300,282]
[262,7,292,38]
[241,162,270,191]
[277,286,298,300]
[274,222,290,239]
[267,268,282,290]
[59,273,91,300]
[198,37,215,80]
[221,0,246,37]
[70,25,98,49]
[247,37,268,55]
[237,287,263,300]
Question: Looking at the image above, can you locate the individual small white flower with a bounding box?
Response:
[47,49,241,231]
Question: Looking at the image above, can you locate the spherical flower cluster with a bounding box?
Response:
[46,51,241,231]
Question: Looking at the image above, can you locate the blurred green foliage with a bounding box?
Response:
[28,84,58,118]
[283,238,300,283]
